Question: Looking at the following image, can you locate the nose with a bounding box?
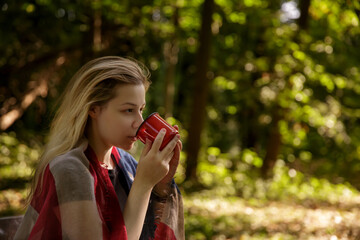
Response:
[133,112,144,130]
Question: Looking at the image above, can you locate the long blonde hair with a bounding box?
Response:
[27,56,151,203]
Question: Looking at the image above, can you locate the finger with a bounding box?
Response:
[140,138,152,159]
[165,151,175,164]
[172,139,182,161]
[151,128,166,152]
[177,140,183,151]
[161,134,180,158]
[170,145,180,166]
[174,125,179,131]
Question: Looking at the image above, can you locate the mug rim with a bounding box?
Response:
[135,112,159,137]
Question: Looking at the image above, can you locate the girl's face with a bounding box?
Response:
[90,84,146,151]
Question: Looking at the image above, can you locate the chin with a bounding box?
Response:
[123,146,133,151]
[117,143,134,151]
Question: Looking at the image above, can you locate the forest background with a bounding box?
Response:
[1,0,360,239]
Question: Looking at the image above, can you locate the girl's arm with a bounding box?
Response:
[123,129,180,240]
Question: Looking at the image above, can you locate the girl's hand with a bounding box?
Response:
[124,129,179,240]
[135,128,180,190]
[153,125,182,197]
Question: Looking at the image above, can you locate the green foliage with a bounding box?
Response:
[0,132,41,216]
[0,132,40,184]
[2,0,360,185]
[190,146,359,204]
[267,160,358,203]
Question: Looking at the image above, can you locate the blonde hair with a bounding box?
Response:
[27,56,151,203]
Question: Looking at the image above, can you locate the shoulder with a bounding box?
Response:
[49,146,95,203]
[114,148,137,173]
[49,146,90,176]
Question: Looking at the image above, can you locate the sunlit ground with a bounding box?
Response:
[1,184,360,239]
[184,190,360,240]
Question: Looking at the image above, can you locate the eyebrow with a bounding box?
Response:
[121,102,146,107]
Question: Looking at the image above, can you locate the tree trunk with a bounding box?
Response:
[93,1,102,52]
[185,0,215,182]
[242,108,259,150]
[298,0,311,30]
[261,107,282,178]
[164,7,179,119]
[260,0,311,177]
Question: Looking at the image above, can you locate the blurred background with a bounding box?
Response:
[1,0,360,239]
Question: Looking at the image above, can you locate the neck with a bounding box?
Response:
[86,122,114,169]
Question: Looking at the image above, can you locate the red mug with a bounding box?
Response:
[136,112,179,150]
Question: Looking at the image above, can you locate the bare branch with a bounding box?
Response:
[0,55,66,131]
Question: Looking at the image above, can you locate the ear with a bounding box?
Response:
[89,105,100,119]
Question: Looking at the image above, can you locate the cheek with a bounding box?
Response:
[97,114,117,135]
[103,115,128,135]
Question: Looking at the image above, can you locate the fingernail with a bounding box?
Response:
[161,129,166,134]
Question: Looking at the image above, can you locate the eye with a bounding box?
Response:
[126,109,134,113]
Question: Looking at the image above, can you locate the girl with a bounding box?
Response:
[14,56,184,240]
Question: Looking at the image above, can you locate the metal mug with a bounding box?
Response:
[136,112,179,150]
